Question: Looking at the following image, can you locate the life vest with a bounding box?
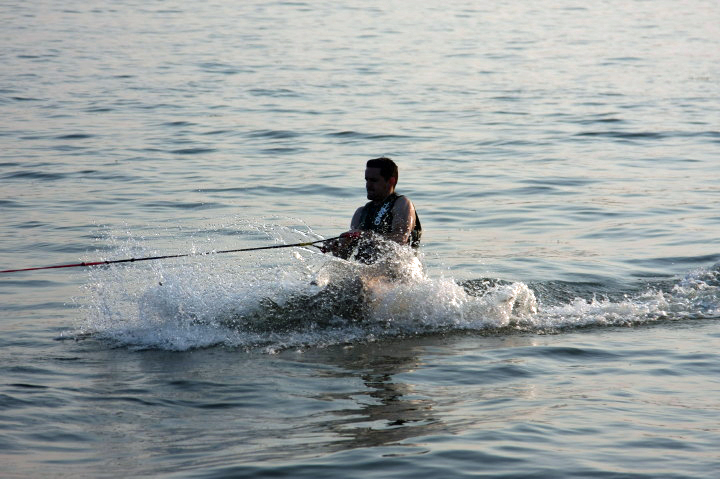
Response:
[358,193,422,248]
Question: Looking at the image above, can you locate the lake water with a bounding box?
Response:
[1,0,719,477]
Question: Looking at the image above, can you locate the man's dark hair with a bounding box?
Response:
[366,157,398,182]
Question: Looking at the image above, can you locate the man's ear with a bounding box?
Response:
[390,177,397,187]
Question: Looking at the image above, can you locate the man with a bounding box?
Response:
[325,157,421,262]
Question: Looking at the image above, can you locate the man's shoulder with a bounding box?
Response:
[392,194,413,206]
[391,194,415,214]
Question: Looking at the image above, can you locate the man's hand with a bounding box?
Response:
[340,230,362,240]
[321,230,364,258]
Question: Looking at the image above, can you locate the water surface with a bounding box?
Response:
[1,0,719,477]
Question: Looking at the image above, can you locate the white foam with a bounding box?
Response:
[527,266,720,330]
[77,228,720,352]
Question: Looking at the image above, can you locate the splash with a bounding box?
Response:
[75,224,720,352]
[523,266,720,331]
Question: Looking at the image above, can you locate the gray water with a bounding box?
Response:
[1,0,719,477]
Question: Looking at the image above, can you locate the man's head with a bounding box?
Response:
[366,157,398,183]
[365,157,398,202]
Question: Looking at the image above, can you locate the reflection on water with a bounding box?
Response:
[66,339,448,467]
[311,342,445,452]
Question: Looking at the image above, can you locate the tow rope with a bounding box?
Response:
[0,236,341,274]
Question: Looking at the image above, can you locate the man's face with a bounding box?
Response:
[365,167,394,202]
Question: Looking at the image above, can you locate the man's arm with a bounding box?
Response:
[387,196,416,244]
[350,206,364,230]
